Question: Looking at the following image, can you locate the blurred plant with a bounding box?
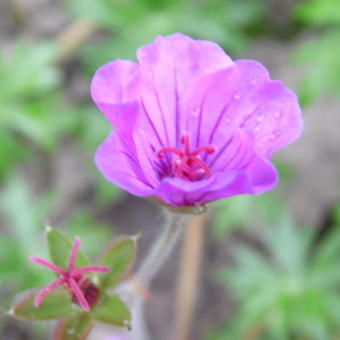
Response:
[294,0,340,105]
[65,0,266,73]
[213,192,285,238]
[0,40,77,176]
[0,38,122,203]
[213,162,293,238]
[9,227,136,340]
[208,216,340,340]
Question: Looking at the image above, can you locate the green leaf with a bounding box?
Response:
[93,294,131,328]
[47,228,91,269]
[54,312,93,340]
[12,288,74,321]
[98,236,136,290]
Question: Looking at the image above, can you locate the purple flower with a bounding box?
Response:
[91,33,302,207]
[30,237,110,311]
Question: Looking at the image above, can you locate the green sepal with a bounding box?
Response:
[97,236,136,290]
[93,294,131,329]
[47,227,91,269]
[11,287,74,321]
[53,312,93,340]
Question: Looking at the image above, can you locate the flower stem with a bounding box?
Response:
[174,214,207,340]
[137,212,187,288]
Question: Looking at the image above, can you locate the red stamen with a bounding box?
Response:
[157,135,216,181]
[30,236,111,311]
[72,266,111,276]
[157,147,184,158]
[68,278,90,311]
[30,257,67,276]
[68,237,80,271]
[34,278,66,307]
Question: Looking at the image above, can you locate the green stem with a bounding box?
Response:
[137,212,186,287]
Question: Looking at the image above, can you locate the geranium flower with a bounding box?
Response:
[91,33,302,207]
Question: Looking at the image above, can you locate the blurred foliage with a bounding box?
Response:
[65,0,266,73]
[0,38,122,201]
[0,41,72,176]
[213,192,286,238]
[294,0,340,105]
[213,161,293,237]
[296,0,340,26]
[209,216,340,340]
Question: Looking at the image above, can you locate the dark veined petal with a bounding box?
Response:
[182,60,302,158]
[95,131,154,196]
[91,59,139,110]
[155,156,278,206]
[136,33,233,149]
[229,60,303,158]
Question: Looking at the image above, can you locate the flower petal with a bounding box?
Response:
[91,59,139,123]
[232,60,303,157]
[95,131,154,196]
[155,155,278,206]
[136,33,233,148]
[244,156,279,194]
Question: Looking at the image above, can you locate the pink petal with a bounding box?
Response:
[156,156,278,206]
[95,131,155,196]
[231,60,303,157]
[136,33,234,148]
[91,59,139,115]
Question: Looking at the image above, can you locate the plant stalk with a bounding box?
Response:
[137,212,186,288]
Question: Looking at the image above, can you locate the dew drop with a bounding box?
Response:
[250,77,258,85]
[192,108,200,117]
[256,114,264,122]
[269,130,280,140]
[254,125,261,133]
[234,92,241,100]
[274,110,282,119]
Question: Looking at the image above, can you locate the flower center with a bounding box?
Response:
[157,135,216,181]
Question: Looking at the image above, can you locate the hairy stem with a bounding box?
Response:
[137,212,187,287]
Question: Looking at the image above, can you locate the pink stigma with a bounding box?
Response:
[30,236,110,311]
[157,135,216,181]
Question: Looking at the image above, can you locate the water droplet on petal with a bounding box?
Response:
[192,108,199,117]
[274,110,282,119]
[269,130,281,140]
[234,92,241,100]
[225,117,231,123]
[256,114,264,122]
[254,125,261,133]
[250,77,258,85]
